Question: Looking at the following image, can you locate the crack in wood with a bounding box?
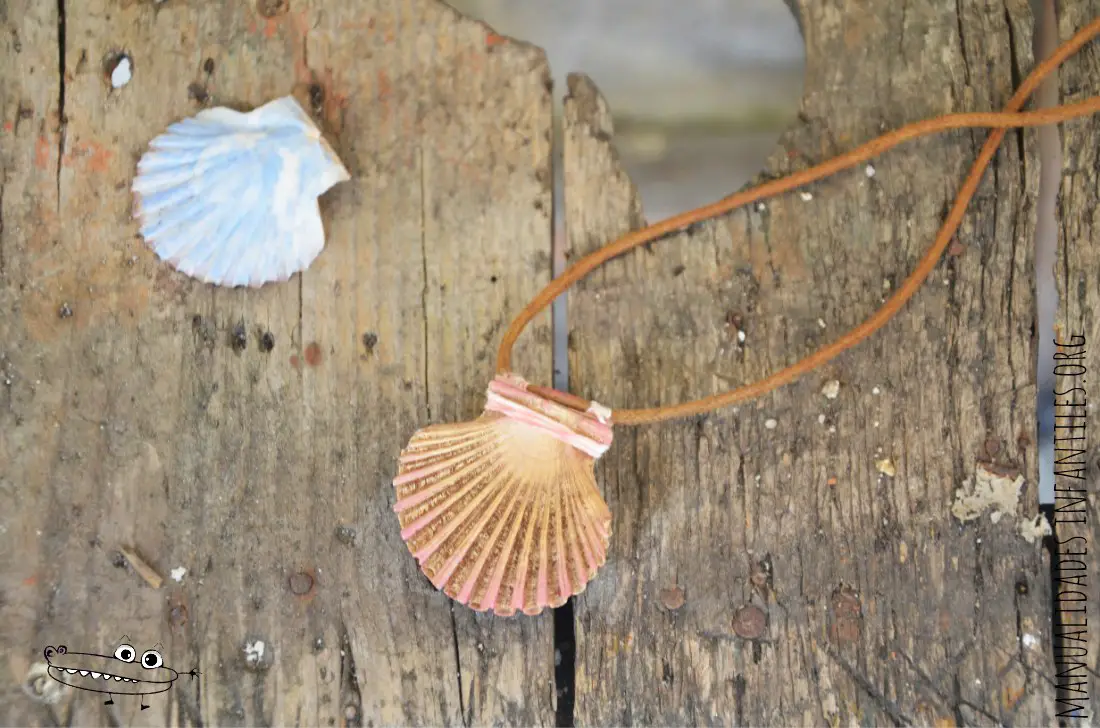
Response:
[448,605,468,728]
[824,645,913,726]
[339,620,363,726]
[0,181,5,279]
[55,0,66,210]
[549,106,577,728]
[419,146,431,423]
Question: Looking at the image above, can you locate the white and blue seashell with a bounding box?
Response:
[132,96,350,288]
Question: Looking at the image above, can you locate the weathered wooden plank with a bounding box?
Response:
[1052,1,1099,721]
[0,0,555,725]
[565,1,1056,724]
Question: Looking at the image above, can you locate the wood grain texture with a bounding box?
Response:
[1052,1,1100,721]
[0,0,555,725]
[565,1,1058,724]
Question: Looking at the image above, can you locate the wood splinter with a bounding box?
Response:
[119,545,164,589]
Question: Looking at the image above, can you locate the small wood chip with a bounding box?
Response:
[119,545,163,589]
[875,458,896,477]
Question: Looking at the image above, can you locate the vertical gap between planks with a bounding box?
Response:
[1032,0,1060,507]
[1032,0,1072,717]
[550,112,577,727]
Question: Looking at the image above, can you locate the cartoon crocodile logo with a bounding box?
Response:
[43,639,198,710]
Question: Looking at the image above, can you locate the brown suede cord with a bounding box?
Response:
[496,18,1100,426]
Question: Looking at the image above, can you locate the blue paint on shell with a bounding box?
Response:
[132,96,350,288]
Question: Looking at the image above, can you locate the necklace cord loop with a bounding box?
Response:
[496,18,1100,426]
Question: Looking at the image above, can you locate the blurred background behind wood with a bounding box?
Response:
[445,0,805,219]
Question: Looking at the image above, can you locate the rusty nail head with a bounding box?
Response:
[831,586,861,617]
[289,571,314,596]
[732,604,767,639]
[169,604,189,627]
[659,586,685,611]
[829,586,863,644]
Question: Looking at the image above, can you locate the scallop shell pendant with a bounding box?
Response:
[393,373,615,616]
[132,96,350,287]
